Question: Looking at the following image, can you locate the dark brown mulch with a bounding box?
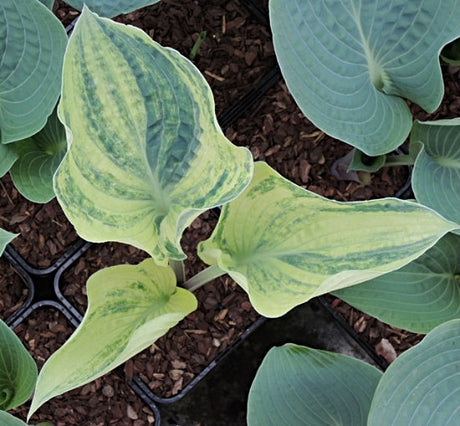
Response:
[226,80,409,202]
[11,308,156,426]
[56,0,275,118]
[0,258,29,319]
[0,174,78,269]
[59,211,259,398]
[116,0,275,117]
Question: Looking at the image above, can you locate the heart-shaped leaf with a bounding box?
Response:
[247,344,382,426]
[269,0,460,155]
[54,7,253,265]
[369,319,460,425]
[29,258,197,418]
[0,0,67,143]
[63,0,161,18]
[0,144,18,177]
[0,229,18,256]
[411,118,460,227]
[0,319,37,411]
[334,233,460,333]
[199,162,459,317]
[9,108,67,203]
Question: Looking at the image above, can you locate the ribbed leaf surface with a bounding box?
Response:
[64,0,161,18]
[199,162,458,317]
[0,0,67,143]
[334,233,460,333]
[10,109,67,203]
[55,8,252,265]
[29,259,197,417]
[369,319,460,425]
[412,118,460,227]
[0,320,37,411]
[247,344,382,426]
[269,0,460,155]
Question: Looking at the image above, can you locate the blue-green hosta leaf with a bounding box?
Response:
[54,8,252,265]
[9,108,67,203]
[269,0,460,156]
[248,344,382,426]
[0,319,38,411]
[29,259,197,418]
[411,118,460,227]
[0,0,67,143]
[369,319,460,425]
[37,0,54,10]
[0,411,28,426]
[0,143,18,177]
[334,233,460,334]
[64,0,161,18]
[0,228,18,256]
[199,162,459,317]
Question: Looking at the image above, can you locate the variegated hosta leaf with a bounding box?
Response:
[0,143,18,177]
[334,233,460,334]
[269,0,460,156]
[0,319,38,411]
[247,344,382,426]
[199,162,459,317]
[369,319,460,425]
[0,228,18,256]
[0,0,67,143]
[9,108,67,203]
[55,7,252,265]
[411,118,460,227]
[64,0,161,18]
[29,259,197,417]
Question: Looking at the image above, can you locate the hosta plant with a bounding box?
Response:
[247,319,460,426]
[0,0,162,203]
[269,0,460,156]
[23,7,460,418]
[0,320,38,426]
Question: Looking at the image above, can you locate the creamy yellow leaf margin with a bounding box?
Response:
[199,162,459,317]
[29,259,197,418]
[54,7,253,265]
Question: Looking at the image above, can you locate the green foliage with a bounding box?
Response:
[247,344,382,426]
[249,319,460,425]
[334,233,460,333]
[0,411,29,426]
[9,108,67,203]
[269,0,460,156]
[54,7,253,265]
[0,229,18,256]
[0,0,67,144]
[369,319,460,425]
[0,320,38,411]
[63,0,161,18]
[411,118,460,227]
[0,0,456,419]
[199,162,458,317]
[29,259,197,417]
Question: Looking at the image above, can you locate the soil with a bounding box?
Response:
[11,308,156,425]
[0,174,79,269]
[1,0,459,423]
[0,257,29,319]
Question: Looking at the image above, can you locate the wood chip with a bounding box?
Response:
[127,405,138,420]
